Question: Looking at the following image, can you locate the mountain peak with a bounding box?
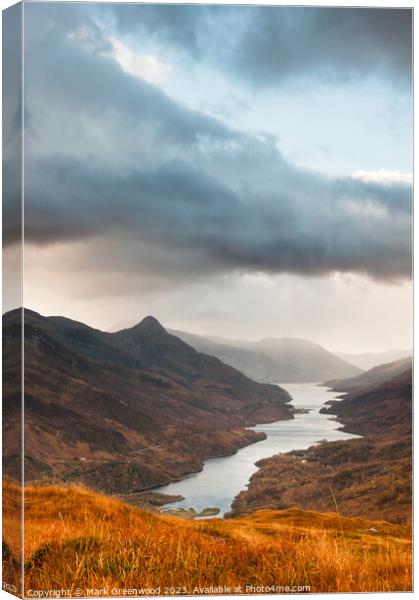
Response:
[136,315,167,335]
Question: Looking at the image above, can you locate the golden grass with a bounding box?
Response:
[2,481,412,596]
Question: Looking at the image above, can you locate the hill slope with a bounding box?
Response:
[2,481,412,595]
[230,361,412,524]
[170,329,361,383]
[322,365,412,437]
[3,309,292,494]
[325,356,412,392]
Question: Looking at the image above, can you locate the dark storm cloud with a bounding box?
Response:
[6,3,411,282]
[13,151,411,280]
[110,5,412,87]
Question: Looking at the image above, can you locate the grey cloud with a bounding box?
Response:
[230,8,412,87]
[109,5,412,88]
[111,4,214,57]
[5,3,411,283]
[3,3,22,244]
[3,2,22,149]
[13,152,411,281]
[24,23,229,148]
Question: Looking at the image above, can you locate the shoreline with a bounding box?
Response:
[152,383,351,519]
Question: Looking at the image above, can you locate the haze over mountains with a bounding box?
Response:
[334,349,412,371]
[3,309,292,494]
[169,329,361,383]
[110,321,408,384]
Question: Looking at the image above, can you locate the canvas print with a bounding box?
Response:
[2,2,413,597]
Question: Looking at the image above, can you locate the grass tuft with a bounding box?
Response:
[2,481,412,595]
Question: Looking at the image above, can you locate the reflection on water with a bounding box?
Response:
[154,383,359,516]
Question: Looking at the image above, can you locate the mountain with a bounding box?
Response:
[169,329,361,383]
[335,349,412,371]
[325,356,412,392]
[2,309,292,494]
[230,362,412,524]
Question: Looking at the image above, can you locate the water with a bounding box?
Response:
[154,383,359,516]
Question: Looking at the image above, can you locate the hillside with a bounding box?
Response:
[335,349,412,371]
[3,309,292,494]
[322,366,412,437]
[229,363,412,524]
[170,329,361,383]
[325,356,412,392]
[2,481,412,595]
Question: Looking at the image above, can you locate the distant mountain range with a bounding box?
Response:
[3,309,292,494]
[325,356,412,392]
[334,349,412,371]
[169,329,361,383]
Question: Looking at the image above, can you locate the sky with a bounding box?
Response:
[3,2,413,353]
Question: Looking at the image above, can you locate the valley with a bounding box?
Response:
[3,309,411,525]
[1,310,413,595]
[229,360,412,524]
[152,383,359,516]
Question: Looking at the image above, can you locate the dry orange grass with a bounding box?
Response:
[2,481,412,596]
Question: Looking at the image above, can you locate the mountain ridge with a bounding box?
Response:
[324,356,412,392]
[3,309,293,495]
[334,349,412,371]
[169,328,361,383]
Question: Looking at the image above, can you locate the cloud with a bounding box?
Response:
[229,7,412,88]
[109,5,412,89]
[6,3,411,286]
[66,25,172,86]
[352,169,413,186]
[22,247,413,353]
[14,151,411,281]
[2,3,23,246]
[108,36,170,84]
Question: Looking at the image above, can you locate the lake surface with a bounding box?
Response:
[155,383,359,516]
